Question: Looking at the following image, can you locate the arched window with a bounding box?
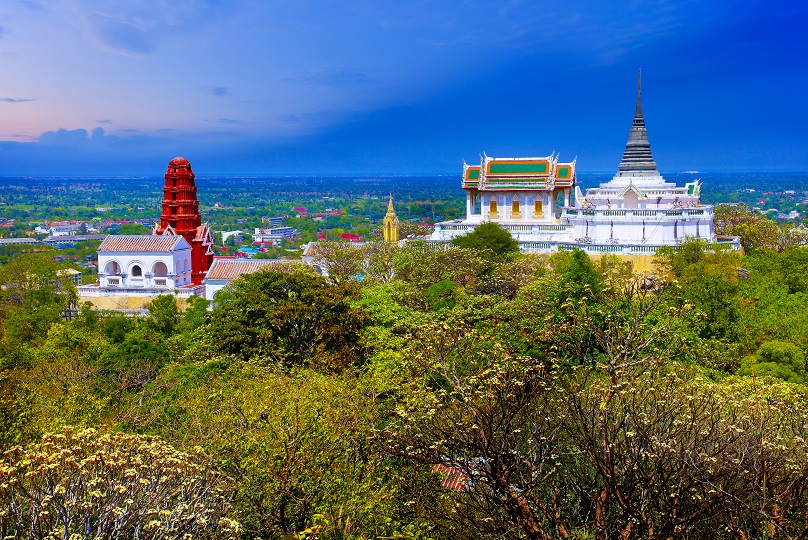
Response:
[105,261,121,275]
[131,265,143,278]
[153,262,168,277]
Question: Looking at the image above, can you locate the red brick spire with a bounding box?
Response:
[154,157,213,285]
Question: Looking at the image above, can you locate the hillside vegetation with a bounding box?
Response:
[2,229,808,539]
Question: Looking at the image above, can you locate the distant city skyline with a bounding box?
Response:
[0,0,806,175]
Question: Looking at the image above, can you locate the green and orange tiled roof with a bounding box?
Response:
[463,155,576,190]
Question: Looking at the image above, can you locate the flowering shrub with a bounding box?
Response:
[0,427,239,539]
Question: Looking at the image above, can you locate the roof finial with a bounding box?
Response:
[636,67,643,117]
[617,67,658,176]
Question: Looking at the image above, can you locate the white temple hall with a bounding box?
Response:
[97,236,193,289]
[430,72,741,255]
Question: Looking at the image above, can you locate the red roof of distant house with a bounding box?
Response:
[328,210,344,216]
[341,233,362,242]
[293,206,308,216]
[314,213,326,218]
[432,464,468,492]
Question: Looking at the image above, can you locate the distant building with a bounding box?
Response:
[57,268,83,286]
[220,230,245,245]
[153,157,214,285]
[0,238,38,246]
[429,70,740,258]
[262,216,285,227]
[253,227,298,241]
[43,234,106,247]
[35,222,97,236]
[79,158,211,310]
[383,195,399,242]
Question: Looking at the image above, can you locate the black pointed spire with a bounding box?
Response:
[617,68,659,176]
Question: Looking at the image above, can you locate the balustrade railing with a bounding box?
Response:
[562,208,710,219]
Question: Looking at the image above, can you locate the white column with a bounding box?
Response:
[550,191,556,221]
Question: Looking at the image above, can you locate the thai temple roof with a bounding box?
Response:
[98,235,191,252]
[615,69,660,181]
[463,154,576,190]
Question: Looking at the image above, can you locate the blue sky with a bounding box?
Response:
[0,0,806,175]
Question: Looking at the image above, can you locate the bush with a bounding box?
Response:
[0,427,239,539]
[737,340,807,384]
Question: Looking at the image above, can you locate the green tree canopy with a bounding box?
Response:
[209,269,368,370]
[450,222,519,260]
[737,340,807,384]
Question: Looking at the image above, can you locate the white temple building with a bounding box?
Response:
[96,235,194,289]
[429,71,740,255]
[79,235,205,309]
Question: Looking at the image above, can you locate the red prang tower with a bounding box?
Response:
[154,157,213,285]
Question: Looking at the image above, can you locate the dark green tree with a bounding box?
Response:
[116,223,151,235]
[550,249,604,303]
[209,270,367,370]
[146,294,179,337]
[450,222,519,260]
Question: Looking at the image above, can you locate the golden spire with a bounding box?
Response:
[383,193,399,242]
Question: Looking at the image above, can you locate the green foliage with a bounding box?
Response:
[737,340,807,383]
[476,253,548,298]
[450,221,518,260]
[116,222,151,235]
[387,280,808,539]
[3,207,808,539]
[146,293,179,336]
[0,253,77,358]
[97,336,169,397]
[713,204,781,253]
[0,372,35,446]
[176,293,211,336]
[100,313,135,344]
[310,241,366,285]
[550,248,604,303]
[209,270,368,370]
[393,242,488,291]
[425,279,458,311]
[129,361,432,540]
